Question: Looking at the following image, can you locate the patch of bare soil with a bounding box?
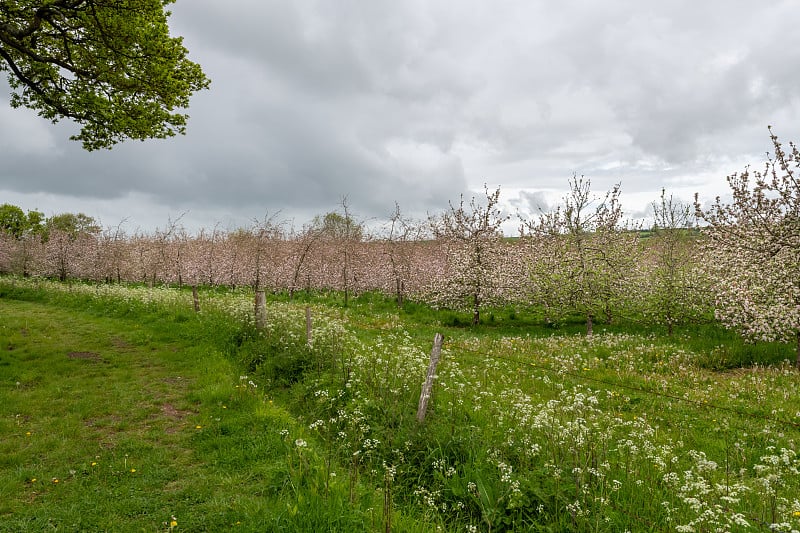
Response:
[160,403,193,433]
[67,351,103,362]
[160,403,185,418]
[111,336,133,350]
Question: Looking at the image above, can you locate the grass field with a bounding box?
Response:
[0,283,423,532]
[2,278,800,532]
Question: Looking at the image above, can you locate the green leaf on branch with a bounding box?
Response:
[0,0,210,150]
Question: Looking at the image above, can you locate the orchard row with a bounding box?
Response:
[0,183,706,331]
[1,132,799,358]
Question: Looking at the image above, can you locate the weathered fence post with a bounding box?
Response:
[305,306,313,347]
[255,289,267,329]
[191,285,200,313]
[416,333,444,423]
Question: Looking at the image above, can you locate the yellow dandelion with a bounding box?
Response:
[195,425,202,429]
[170,519,178,527]
[130,468,136,473]
[91,462,97,467]
[25,431,31,436]
[794,510,800,517]
[52,478,59,483]
[30,478,37,483]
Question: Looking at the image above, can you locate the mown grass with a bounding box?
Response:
[0,282,429,532]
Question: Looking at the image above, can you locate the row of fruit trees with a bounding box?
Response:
[1,131,799,362]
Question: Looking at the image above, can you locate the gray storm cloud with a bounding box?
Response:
[1,0,799,231]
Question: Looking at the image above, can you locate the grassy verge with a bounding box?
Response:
[0,285,423,532]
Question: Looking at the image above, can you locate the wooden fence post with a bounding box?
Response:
[192,286,200,313]
[255,289,267,329]
[416,333,444,423]
[305,306,312,347]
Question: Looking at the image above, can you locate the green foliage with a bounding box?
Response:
[314,211,364,241]
[0,204,25,237]
[0,0,210,150]
[0,203,43,238]
[44,212,100,240]
[236,331,315,387]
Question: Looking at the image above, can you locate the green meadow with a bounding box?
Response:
[2,278,799,532]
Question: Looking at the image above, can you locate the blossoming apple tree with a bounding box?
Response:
[641,189,711,334]
[429,186,509,325]
[523,176,638,335]
[380,203,427,307]
[696,128,800,366]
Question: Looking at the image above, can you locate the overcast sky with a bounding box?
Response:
[2,0,800,235]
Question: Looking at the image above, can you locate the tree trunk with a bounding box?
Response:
[586,313,594,336]
[796,330,800,370]
[396,279,404,308]
[472,293,480,326]
[59,254,68,281]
